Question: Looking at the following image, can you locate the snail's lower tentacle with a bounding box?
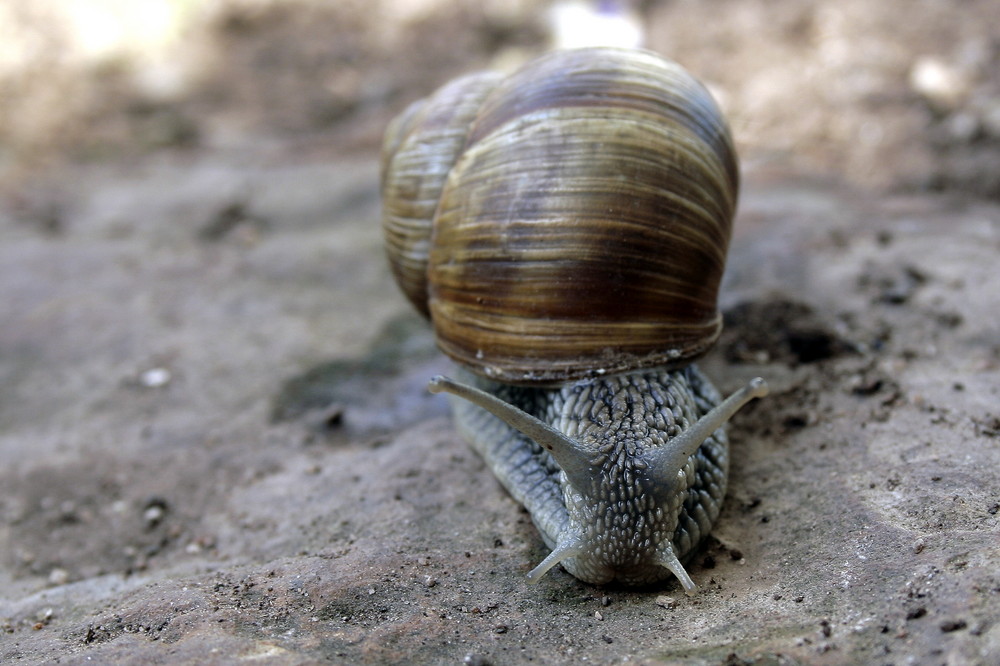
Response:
[526,534,585,584]
[656,541,697,595]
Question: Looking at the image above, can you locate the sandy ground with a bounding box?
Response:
[1,1,999,664]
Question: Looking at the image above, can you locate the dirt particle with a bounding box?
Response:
[31,608,55,631]
[850,376,884,396]
[142,497,170,529]
[463,652,490,666]
[48,568,69,586]
[940,619,967,632]
[973,416,1000,438]
[782,413,811,430]
[320,405,345,429]
[198,201,268,242]
[787,329,842,364]
[861,264,928,305]
[139,367,172,388]
[935,311,963,328]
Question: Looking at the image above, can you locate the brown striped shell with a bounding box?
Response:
[381,47,739,385]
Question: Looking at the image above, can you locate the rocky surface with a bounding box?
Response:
[2,148,997,664]
[1,1,999,664]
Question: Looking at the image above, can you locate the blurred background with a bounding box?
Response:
[1,0,998,201]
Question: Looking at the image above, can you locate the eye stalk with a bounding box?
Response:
[643,377,769,494]
[428,375,595,495]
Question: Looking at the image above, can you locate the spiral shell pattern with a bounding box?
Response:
[382,47,738,384]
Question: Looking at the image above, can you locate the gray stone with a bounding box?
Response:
[1,148,998,664]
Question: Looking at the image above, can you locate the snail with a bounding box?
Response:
[380,47,767,591]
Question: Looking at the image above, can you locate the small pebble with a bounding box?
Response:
[940,619,967,633]
[909,57,969,109]
[139,367,171,388]
[594,610,603,621]
[48,568,69,586]
[143,505,165,526]
[655,595,677,608]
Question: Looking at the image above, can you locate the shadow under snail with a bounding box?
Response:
[380,47,768,591]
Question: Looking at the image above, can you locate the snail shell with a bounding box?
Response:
[381,47,766,590]
[382,47,737,385]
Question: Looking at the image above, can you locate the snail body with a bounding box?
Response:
[381,47,766,590]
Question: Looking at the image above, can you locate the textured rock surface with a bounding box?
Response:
[1,149,998,664]
[2,1,999,662]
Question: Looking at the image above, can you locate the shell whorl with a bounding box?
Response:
[381,47,739,384]
[380,71,503,316]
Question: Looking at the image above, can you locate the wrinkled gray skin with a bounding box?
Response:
[447,365,729,588]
